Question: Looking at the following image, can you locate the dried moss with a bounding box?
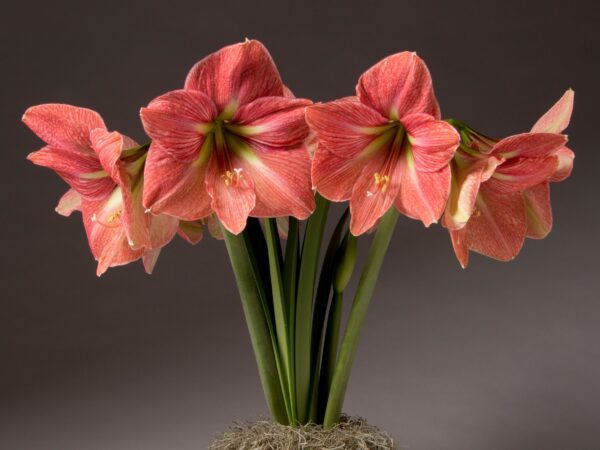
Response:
[209,415,395,449]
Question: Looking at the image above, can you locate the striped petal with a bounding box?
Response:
[356,51,440,120]
[531,89,574,134]
[140,89,217,163]
[491,132,567,159]
[22,104,106,153]
[142,143,212,221]
[185,39,284,113]
[524,182,553,239]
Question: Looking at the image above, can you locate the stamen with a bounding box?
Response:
[373,172,390,193]
[222,168,244,187]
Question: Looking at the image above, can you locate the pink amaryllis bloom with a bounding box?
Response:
[24,104,180,275]
[306,52,460,235]
[140,39,316,234]
[443,90,574,267]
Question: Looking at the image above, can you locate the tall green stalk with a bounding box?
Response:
[222,227,289,425]
[295,194,330,422]
[323,208,399,427]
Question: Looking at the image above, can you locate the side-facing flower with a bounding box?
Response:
[140,39,316,234]
[24,104,179,275]
[306,52,459,235]
[443,90,574,267]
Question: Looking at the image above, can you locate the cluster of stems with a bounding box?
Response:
[222,194,399,427]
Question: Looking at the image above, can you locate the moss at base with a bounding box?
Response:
[209,415,395,449]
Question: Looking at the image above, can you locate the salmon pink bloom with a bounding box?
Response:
[443,90,574,267]
[306,52,460,235]
[140,39,315,234]
[24,104,179,275]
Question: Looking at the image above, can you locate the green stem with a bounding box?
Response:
[323,208,399,427]
[222,227,289,425]
[264,218,295,422]
[283,217,300,422]
[317,290,343,423]
[307,209,349,422]
[295,194,330,422]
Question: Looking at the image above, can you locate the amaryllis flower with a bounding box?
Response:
[140,39,315,234]
[24,104,179,275]
[443,90,574,267]
[306,52,460,235]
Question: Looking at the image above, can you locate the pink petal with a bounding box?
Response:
[22,104,106,153]
[235,140,315,219]
[55,188,82,217]
[82,197,144,276]
[305,97,390,159]
[143,143,212,221]
[449,227,469,268]
[90,129,151,250]
[205,153,256,234]
[349,150,399,235]
[356,52,440,120]
[491,132,567,159]
[402,113,459,172]
[149,213,179,249]
[311,146,371,202]
[232,96,312,147]
[531,89,574,134]
[491,155,558,192]
[523,182,553,239]
[443,155,503,230]
[178,220,204,244]
[140,89,217,163]
[205,214,224,240]
[462,182,527,262]
[551,147,575,182]
[184,39,284,113]
[142,249,161,274]
[394,151,451,227]
[28,145,114,200]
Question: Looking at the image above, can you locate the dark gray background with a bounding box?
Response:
[2,1,599,449]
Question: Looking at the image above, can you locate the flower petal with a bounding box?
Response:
[394,149,451,227]
[463,182,527,262]
[178,220,204,244]
[305,97,390,159]
[82,196,144,276]
[55,189,82,217]
[22,104,106,153]
[90,129,151,250]
[149,213,179,249]
[551,147,575,182]
[349,151,398,235]
[311,146,371,202]
[523,182,553,239]
[142,249,161,274]
[443,154,503,230]
[184,39,284,113]
[402,113,459,172]
[449,227,469,268]
[231,138,315,219]
[28,145,113,200]
[232,96,312,147]
[531,89,574,134]
[491,132,567,159]
[143,143,213,221]
[140,89,217,162]
[356,52,440,120]
[491,155,558,192]
[205,153,256,235]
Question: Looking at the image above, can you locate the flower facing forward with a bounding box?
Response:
[307,52,460,235]
[443,90,574,267]
[140,39,316,234]
[24,104,180,275]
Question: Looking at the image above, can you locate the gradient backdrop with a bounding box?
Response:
[2,1,599,449]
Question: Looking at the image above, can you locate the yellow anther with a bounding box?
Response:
[222,168,244,187]
[373,172,390,193]
[107,210,122,223]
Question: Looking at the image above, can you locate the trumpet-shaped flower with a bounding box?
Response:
[24,104,179,275]
[140,40,315,234]
[443,90,574,267]
[306,52,459,235]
